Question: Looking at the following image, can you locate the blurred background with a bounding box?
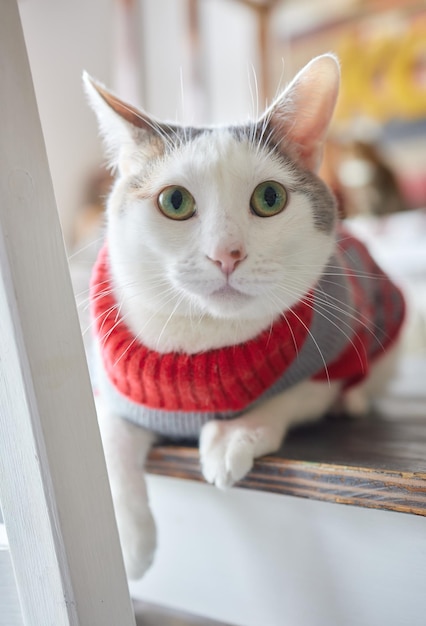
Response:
[18,0,426,412]
[18,0,426,243]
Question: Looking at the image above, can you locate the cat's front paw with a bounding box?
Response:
[115,499,157,580]
[199,420,259,489]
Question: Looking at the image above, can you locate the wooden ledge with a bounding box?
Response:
[147,417,426,517]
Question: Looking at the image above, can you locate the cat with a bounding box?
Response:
[84,54,405,579]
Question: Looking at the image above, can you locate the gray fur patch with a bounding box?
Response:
[230,122,337,233]
[160,123,212,147]
[294,170,337,233]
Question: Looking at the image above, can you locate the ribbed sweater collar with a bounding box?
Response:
[90,245,313,413]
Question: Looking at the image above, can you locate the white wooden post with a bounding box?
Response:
[0,2,136,624]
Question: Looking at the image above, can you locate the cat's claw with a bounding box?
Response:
[199,421,257,489]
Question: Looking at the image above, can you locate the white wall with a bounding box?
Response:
[18,0,261,245]
[131,475,426,626]
[139,0,259,124]
[200,0,260,124]
[18,0,114,246]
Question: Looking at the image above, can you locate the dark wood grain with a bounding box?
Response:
[146,416,426,516]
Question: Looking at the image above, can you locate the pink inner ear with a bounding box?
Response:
[91,79,152,131]
[269,56,340,172]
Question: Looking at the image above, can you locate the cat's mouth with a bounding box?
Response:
[203,283,259,318]
[210,284,251,301]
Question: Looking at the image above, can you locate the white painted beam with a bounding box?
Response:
[0,2,135,624]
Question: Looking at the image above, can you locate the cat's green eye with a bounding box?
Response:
[157,186,196,221]
[250,181,287,217]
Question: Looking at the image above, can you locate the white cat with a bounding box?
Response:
[84,55,405,579]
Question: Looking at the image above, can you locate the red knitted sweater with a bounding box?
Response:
[91,236,405,414]
[91,245,315,412]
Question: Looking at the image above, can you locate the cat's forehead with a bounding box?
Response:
[163,121,269,149]
[159,127,293,185]
[185,128,250,161]
[165,123,268,158]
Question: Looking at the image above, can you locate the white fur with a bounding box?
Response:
[342,340,401,417]
[96,395,157,579]
[200,380,342,488]
[106,131,334,353]
[85,55,400,579]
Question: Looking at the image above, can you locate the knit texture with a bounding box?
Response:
[91,245,313,413]
[313,232,405,386]
[90,226,405,436]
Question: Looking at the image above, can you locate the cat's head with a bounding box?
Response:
[84,55,339,341]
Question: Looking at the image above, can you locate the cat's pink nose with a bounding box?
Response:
[208,246,247,276]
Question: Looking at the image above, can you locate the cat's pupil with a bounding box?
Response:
[264,186,277,207]
[171,189,183,210]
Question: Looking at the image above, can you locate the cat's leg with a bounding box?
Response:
[200,380,341,489]
[96,396,157,579]
[342,339,402,417]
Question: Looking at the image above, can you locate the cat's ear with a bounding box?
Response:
[83,72,166,173]
[262,54,340,172]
